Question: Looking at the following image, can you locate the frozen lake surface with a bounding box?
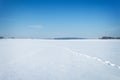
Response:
[0,39,120,80]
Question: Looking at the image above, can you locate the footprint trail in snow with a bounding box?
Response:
[64,47,120,70]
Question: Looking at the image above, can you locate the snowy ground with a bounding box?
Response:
[0,39,120,80]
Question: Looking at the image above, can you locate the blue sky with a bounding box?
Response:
[0,0,120,38]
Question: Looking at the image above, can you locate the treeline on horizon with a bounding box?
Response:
[0,36,120,39]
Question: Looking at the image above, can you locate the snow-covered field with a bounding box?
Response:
[0,39,120,80]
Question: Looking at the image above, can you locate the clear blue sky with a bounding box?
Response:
[0,0,120,38]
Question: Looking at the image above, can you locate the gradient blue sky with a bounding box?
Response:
[0,0,120,38]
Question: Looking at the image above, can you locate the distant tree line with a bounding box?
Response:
[53,37,86,40]
[0,36,15,39]
[100,36,120,39]
[0,36,4,39]
[0,36,120,39]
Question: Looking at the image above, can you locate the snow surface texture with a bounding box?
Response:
[0,39,120,80]
[64,47,120,70]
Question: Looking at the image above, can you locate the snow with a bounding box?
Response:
[0,39,120,80]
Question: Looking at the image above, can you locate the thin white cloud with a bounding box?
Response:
[29,25,43,29]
